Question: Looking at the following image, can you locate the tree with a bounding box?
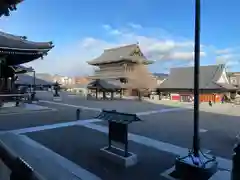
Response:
[126,64,157,100]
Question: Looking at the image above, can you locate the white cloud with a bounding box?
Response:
[216,53,240,69]
[215,46,240,70]
[100,25,204,61]
[102,24,111,31]
[128,23,142,29]
[216,54,233,63]
[28,24,208,76]
[102,24,123,35]
[215,48,232,55]
[164,51,206,61]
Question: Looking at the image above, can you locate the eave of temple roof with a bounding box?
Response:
[2,53,51,66]
[87,44,153,66]
[0,31,54,52]
[12,65,34,74]
[16,74,54,86]
[0,31,54,65]
[0,0,23,17]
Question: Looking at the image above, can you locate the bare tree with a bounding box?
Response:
[126,64,157,100]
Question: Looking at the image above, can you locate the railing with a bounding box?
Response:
[89,71,128,79]
[0,140,45,180]
[0,93,30,107]
[94,69,126,75]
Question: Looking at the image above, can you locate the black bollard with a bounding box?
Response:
[76,109,81,120]
[232,143,240,180]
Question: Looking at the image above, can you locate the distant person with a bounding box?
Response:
[209,100,212,107]
[221,96,224,104]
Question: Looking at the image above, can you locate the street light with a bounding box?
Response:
[174,0,218,179]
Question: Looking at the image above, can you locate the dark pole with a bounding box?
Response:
[193,0,201,157]
[175,1,217,178]
[33,70,36,92]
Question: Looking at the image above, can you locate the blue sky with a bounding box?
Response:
[1,0,240,76]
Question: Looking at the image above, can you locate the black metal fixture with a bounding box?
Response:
[97,109,141,157]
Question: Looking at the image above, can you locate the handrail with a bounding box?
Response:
[0,140,45,180]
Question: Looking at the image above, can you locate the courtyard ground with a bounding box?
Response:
[0,91,237,180]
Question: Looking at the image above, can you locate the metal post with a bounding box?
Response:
[124,125,128,157]
[193,0,200,157]
[174,1,218,178]
[76,108,81,120]
[108,121,111,149]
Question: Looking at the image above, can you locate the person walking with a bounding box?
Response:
[221,95,224,104]
[209,100,212,107]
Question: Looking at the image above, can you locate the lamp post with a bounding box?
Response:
[174,1,218,179]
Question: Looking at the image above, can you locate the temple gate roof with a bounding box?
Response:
[87,44,153,66]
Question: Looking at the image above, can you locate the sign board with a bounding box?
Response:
[109,121,127,144]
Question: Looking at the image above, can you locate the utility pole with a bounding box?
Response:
[174,1,218,179]
[193,0,201,157]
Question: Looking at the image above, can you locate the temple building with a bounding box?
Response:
[0,31,53,93]
[87,44,156,96]
[0,0,23,17]
[228,72,240,88]
[158,64,237,102]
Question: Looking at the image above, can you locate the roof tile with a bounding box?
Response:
[88,44,152,65]
[159,64,235,90]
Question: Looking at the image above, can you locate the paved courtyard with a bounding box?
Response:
[0,91,238,180]
[36,91,189,113]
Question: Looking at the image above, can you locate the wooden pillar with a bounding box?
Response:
[103,91,106,100]
[96,88,98,99]
[120,89,123,98]
[4,77,8,92]
[111,91,114,100]
[10,76,14,91]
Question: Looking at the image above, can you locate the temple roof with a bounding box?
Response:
[0,0,23,17]
[12,65,34,74]
[87,44,153,66]
[158,64,237,91]
[87,79,123,90]
[0,31,54,65]
[16,74,53,86]
[0,31,53,51]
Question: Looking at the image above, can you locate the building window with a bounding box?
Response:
[231,78,237,84]
[157,80,162,85]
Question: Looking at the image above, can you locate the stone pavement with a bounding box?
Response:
[0,92,238,180]
[146,99,240,116]
[0,103,55,115]
[26,125,176,180]
[37,91,187,114]
[0,117,232,180]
